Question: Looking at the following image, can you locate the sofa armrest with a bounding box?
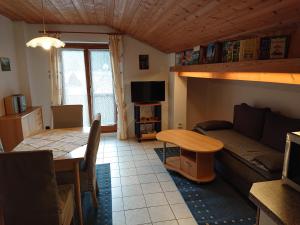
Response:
[195,120,233,131]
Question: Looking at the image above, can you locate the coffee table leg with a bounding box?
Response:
[163,142,167,164]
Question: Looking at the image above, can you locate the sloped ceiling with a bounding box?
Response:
[0,0,300,53]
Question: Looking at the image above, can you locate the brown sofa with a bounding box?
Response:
[194,103,300,196]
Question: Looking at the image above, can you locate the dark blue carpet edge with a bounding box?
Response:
[155,147,256,225]
[82,164,112,225]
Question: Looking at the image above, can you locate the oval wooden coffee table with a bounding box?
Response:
[156,129,224,183]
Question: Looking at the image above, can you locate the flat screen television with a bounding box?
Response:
[131,81,165,103]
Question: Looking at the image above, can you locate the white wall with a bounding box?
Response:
[123,36,169,137]
[0,15,20,116]
[14,23,169,137]
[187,78,300,129]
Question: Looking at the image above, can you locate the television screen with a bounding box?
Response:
[131,81,165,103]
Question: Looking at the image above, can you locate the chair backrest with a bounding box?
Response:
[51,105,83,129]
[82,115,101,180]
[0,139,3,152]
[0,151,60,225]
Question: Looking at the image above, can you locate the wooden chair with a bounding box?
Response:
[0,139,3,152]
[51,105,83,129]
[0,151,74,225]
[57,115,101,208]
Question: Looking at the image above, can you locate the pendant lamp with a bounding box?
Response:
[26,0,65,50]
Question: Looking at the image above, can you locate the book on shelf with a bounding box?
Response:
[259,37,271,60]
[232,40,240,62]
[270,36,289,59]
[239,38,260,61]
[260,35,289,60]
[191,47,200,65]
[184,49,194,65]
[175,51,185,66]
[206,42,222,63]
[222,40,239,62]
[199,46,207,64]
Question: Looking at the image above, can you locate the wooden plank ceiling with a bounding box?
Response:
[0,0,300,53]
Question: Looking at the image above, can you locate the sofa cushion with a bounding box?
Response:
[196,120,233,131]
[203,129,282,178]
[252,153,284,172]
[261,111,300,152]
[233,103,269,140]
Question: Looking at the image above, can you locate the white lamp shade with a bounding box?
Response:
[26,36,65,50]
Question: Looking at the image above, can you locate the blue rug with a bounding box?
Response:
[82,164,112,225]
[155,148,256,225]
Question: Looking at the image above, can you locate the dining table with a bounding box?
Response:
[12,127,90,225]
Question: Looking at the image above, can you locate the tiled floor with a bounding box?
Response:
[97,133,197,225]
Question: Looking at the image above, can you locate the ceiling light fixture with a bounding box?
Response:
[26,0,65,50]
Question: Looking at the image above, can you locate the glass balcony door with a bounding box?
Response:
[60,44,117,131]
[90,50,117,129]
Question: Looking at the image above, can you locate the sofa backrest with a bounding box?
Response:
[261,111,300,152]
[233,103,269,140]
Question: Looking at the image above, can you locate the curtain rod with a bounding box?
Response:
[38,30,123,35]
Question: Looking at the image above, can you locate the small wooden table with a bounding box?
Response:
[13,127,90,225]
[156,129,223,182]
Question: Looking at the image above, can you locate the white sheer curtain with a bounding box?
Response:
[49,47,62,106]
[109,35,128,140]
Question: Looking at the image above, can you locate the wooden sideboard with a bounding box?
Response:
[0,107,43,151]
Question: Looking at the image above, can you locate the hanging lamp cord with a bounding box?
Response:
[41,0,46,35]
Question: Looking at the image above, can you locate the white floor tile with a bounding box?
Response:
[135,160,151,167]
[104,151,118,157]
[111,177,121,188]
[138,174,158,184]
[152,165,167,173]
[170,203,193,219]
[121,175,140,186]
[111,169,120,178]
[112,211,126,225]
[147,153,160,160]
[103,157,119,163]
[149,158,163,166]
[125,208,151,225]
[117,146,131,151]
[136,166,154,175]
[112,187,123,199]
[119,161,135,169]
[144,192,168,207]
[165,191,185,205]
[110,163,119,170]
[112,197,124,212]
[133,154,148,161]
[153,220,179,225]
[141,182,163,194]
[120,168,137,177]
[122,184,143,197]
[123,195,146,210]
[177,217,198,225]
[118,155,134,163]
[160,181,177,192]
[148,205,175,222]
[118,151,132,157]
[156,173,172,182]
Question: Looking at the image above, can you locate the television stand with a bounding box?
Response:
[134,102,161,142]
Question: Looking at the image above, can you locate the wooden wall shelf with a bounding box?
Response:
[170,58,300,85]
